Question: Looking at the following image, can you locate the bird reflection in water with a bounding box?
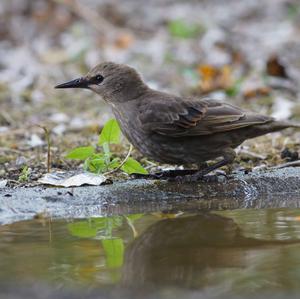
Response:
[122,213,299,290]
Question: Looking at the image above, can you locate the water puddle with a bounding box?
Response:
[1,208,300,298]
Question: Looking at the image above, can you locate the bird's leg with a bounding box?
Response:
[131,152,235,181]
[173,149,236,183]
[197,162,209,170]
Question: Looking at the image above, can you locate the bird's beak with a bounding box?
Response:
[55,77,89,89]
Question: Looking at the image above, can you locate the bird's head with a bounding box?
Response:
[55,62,147,103]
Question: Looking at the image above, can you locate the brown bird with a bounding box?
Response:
[55,62,300,182]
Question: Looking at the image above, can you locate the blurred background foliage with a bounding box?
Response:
[1,0,300,182]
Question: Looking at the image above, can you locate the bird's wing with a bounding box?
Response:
[138,96,272,137]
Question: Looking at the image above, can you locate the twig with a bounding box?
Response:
[237,149,267,160]
[7,179,20,184]
[0,147,23,154]
[0,111,15,126]
[104,144,133,176]
[125,216,138,238]
[271,160,300,169]
[37,126,51,173]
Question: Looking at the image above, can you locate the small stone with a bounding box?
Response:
[281,148,299,161]
[0,180,7,188]
[15,156,27,167]
[28,134,44,147]
[52,124,66,135]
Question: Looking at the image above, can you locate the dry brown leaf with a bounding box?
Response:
[243,86,271,100]
[197,64,232,93]
[114,33,134,49]
[266,55,288,79]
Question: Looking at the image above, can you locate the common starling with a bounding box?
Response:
[55,62,300,181]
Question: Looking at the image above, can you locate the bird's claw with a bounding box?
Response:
[130,169,198,180]
[131,171,228,183]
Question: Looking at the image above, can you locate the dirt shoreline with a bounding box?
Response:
[1,167,300,225]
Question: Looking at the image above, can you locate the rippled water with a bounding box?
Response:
[1,209,300,298]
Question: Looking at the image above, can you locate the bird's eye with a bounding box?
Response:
[95,75,104,83]
[90,74,104,85]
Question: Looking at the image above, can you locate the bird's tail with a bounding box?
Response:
[245,120,300,139]
[269,120,300,130]
[286,121,300,128]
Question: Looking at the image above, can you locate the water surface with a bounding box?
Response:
[1,208,300,298]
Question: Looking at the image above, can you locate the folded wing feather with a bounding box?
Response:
[138,95,273,137]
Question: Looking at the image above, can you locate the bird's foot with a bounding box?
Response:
[130,169,228,183]
[130,172,165,180]
[130,169,198,180]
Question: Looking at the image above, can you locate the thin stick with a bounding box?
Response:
[237,149,267,160]
[37,126,51,173]
[0,147,23,154]
[46,130,51,173]
[125,216,138,238]
[271,160,300,169]
[104,144,133,176]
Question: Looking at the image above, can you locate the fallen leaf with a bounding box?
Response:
[243,86,271,100]
[38,172,107,187]
[114,33,134,49]
[266,54,288,78]
[197,64,232,93]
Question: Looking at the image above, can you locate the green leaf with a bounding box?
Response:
[121,157,148,174]
[102,142,111,168]
[102,238,124,269]
[98,119,121,145]
[68,218,105,238]
[18,165,30,182]
[66,146,95,160]
[68,216,123,239]
[168,19,204,39]
[87,154,107,173]
[99,216,123,238]
[109,157,121,170]
[89,160,106,173]
[102,142,110,155]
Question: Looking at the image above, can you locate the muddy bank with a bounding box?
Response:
[0,168,299,225]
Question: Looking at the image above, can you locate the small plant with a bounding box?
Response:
[18,165,30,182]
[66,119,148,175]
[68,214,143,273]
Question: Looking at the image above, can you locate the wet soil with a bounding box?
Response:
[1,167,300,225]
